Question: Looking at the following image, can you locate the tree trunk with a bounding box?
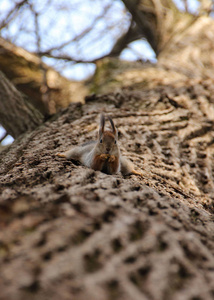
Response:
[0,71,43,139]
[0,78,214,299]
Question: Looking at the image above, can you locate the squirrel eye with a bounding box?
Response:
[114,140,117,144]
[100,139,103,144]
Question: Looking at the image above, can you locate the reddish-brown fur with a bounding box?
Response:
[103,131,115,138]
[91,154,119,174]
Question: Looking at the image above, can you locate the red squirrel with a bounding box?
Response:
[57,114,142,176]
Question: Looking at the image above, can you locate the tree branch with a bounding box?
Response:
[42,3,112,53]
[0,0,28,30]
[121,0,159,54]
[0,37,88,115]
[29,3,51,114]
[0,131,8,144]
[121,0,185,55]
[108,21,144,57]
[0,71,43,139]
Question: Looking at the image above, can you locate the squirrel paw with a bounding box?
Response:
[131,170,143,177]
[108,155,116,163]
[56,152,66,158]
[100,154,110,161]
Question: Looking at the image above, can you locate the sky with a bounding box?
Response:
[0,0,201,145]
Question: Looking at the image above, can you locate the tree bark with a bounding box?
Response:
[158,15,214,78]
[0,84,214,299]
[122,0,214,78]
[122,0,186,55]
[109,22,144,57]
[0,71,43,138]
[0,37,88,115]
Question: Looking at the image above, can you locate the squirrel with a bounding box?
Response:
[57,114,142,176]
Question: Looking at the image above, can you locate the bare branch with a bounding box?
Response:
[43,3,112,53]
[29,3,53,114]
[37,51,108,64]
[182,0,188,12]
[0,130,8,144]
[38,21,143,63]
[0,0,28,30]
[121,0,159,54]
[108,21,144,57]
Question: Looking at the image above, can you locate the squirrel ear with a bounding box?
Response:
[99,114,105,139]
[108,116,117,136]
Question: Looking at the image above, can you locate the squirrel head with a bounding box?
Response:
[96,114,119,155]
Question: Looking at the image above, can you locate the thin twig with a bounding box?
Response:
[37,52,111,64]
[0,131,8,144]
[29,3,51,114]
[182,0,188,12]
[0,0,28,30]
[43,3,112,53]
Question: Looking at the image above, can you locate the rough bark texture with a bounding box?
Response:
[0,71,43,138]
[0,78,214,299]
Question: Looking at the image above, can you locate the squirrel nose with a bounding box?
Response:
[106,147,111,153]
